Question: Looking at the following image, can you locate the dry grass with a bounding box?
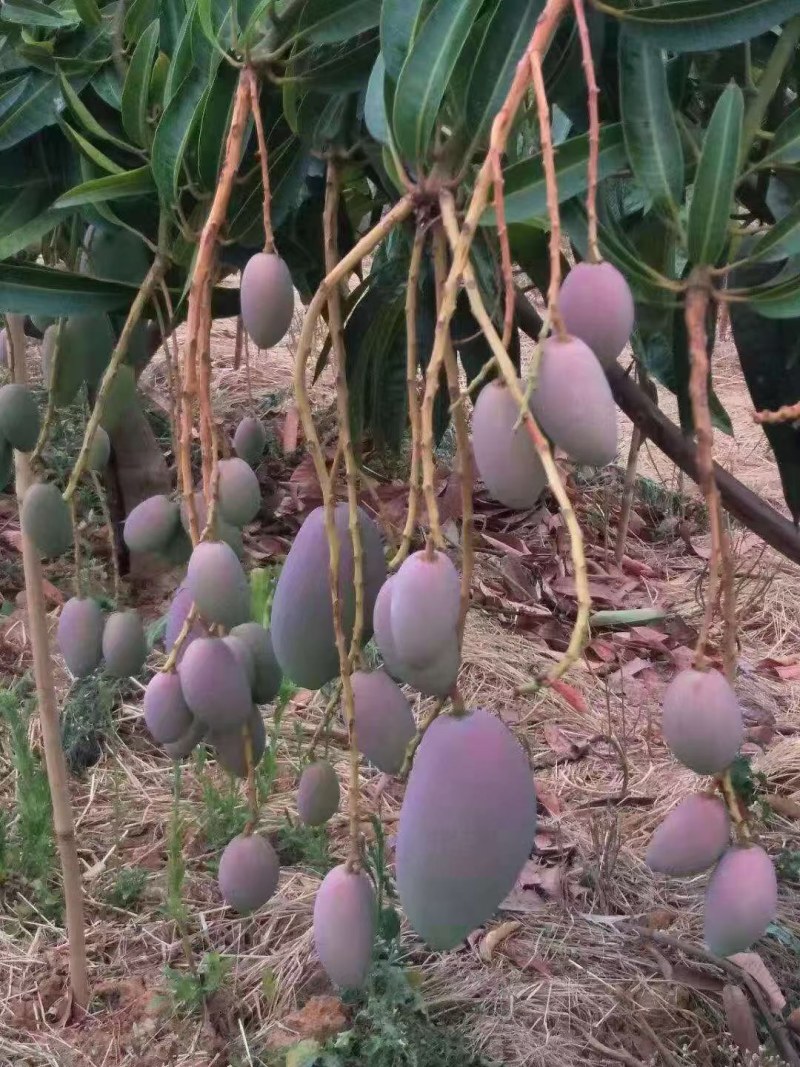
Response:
[0,317,798,1067]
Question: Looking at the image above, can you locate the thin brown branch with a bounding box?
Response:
[246,67,275,254]
[491,154,515,350]
[7,315,89,1010]
[390,224,426,569]
[572,0,601,263]
[753,398,800,424]
[614,426,643,566]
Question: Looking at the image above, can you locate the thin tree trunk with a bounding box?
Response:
[7,315,90,1010]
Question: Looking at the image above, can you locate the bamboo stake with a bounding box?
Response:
[7,314,89,1010]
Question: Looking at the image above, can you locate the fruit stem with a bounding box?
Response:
[490,152,516,351]
[432,224,473,644]
[308,680,343,760]
[63,215,170,504]
[88,468,121,606]
[389,224,426,570]
[572,0,601,265]
[7,314,90,1011]
[68,494,84,599]
[247,68,276,256]
[161,606,198,673]
[718,768,753,843]
[243,722,259,835]
[154,283,182,466]
[614,425,643,566]
[685,275,737,679]
[529,48,567,339]
[440,194,592,690]
[399,698,447,780]
[324,160,364,870]
[30,317,65,469]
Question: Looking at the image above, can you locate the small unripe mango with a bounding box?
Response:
[218,832,280,913]
[178,636,252,730]
[297,760,340,826]
[210,708,266,778]
[372,575,404,679]
[240,253,295,350]
[123,494,179,555]
[661,668,743,775]
[102,609,147,677]
[351,669,415,775]
[218,457,260,527]
[0,384,40,452]
[143,671,193,745]
[704,846,777,957]
[313,864,375,989]
[233,416,267,467]
[472,380,546,509]
[86,426,110,471]
[229,622,282,704]
[21,482,72,559]
[391,549,460,669]
[559,261,634,366]
[185,540,251,630]
[57,596,104,678]
[646,794,730,876]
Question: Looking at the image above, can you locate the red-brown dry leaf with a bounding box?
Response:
[481,531,531,557]
[619,555,659,578]
[547,678,589,715]
[281,404,301,453]
[268,996,348,1051]
[1,528,23,552]
[722,985,760,1053]
[502,941,554,979]
[729,953,786,1013]
[586,638,619,664]
[543,723,588,760]
[758,659,800,681]
[767,794,800,820]
[501,859,568,913]
[536,785,563,817]
[642,908,678,932]
[287,454,323,510]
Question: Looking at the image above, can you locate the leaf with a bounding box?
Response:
[380,0,426,80]
[465,0,545,152]
[151,68,208,204]
[364,53,389,144]
[0,71,65,150]
[729,953,787,1013]
[0,206,67,260]
[687,83,743,266]
[73,0,102,27]
[91,66,124,110]
[722,985,760,1054]
[0,263,138,316]
[618,32,683,213]
[195,62,238,190]
[58,117,124,174]
[57,69,138,155]
[54,166,155,208]
[758,105,800,168]
[1,0,79,28]
[121,19,160,147]
[593,0,800,53]
[739,200,800,265]
[393,0,484,163]
[729,259,800,522]
[292,0,381,45]
[590,608,667,629]
[487,124,628,226]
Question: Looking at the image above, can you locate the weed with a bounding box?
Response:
[166,762,189,924]
[106,866,148,910]
[198,759,249,856]
[61,673,124,774]
[164,951,232,1017]
[0,682,60,918]
[775,849,800,883]
[274,818,333,875]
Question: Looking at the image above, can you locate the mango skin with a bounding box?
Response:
[218,456,260,526]
[530,335,617,467]
[313,864,375,989]
[82,225,150,286]
[102,609,147,678]
[271,503,387,690]
[397,634,460,698]
[646,794,730,876]
[185,540,251,630]
[472,380,547,509]
[222,634,256,688]
[351,669,415,775]
[662,668,743,775]
[181,491,244,557]
[57,596,104,678]
[0,384,40,452]
[163,716,207,759]
[396,708,537,950]
[123,494,179,554]
[233,416,266,466]
[218,832,280,914]
[704,846,777,957]
[240,252,295,350]
[372,575,404,679]
[210,708,266,778]
[143,671,193,745]
[86,426,110,471]
[165,583,205,662]
[559,261,634,366]
[178,636,252,730]
[390,550,460,669]
[230,622,282,704]
[297,760,340,826]
[21,482,72,559]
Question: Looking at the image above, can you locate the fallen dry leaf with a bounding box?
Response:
[281,404,300,453]
[267,995,348,1051]
[729,953,786,1013]
[478,920,521,962]
[542,723,589,761]
[767,794,800,820]
[723,985,759,1053]
[642,908,677,932]
[547,678,589,715]
[502,942,554,978]
[536,785,563,817]
[500,859,567,913]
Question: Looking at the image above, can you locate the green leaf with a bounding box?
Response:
[197,0,233,63]
[1,0,79,29]
[92,66,124,110]
[393,0,484,163]
[730,259,800,521]
[292,0,381,44]
[0,206,67,260]
[758,105,800,168]
[58,69,138,155]
[485,124,628,226]
[0,263,137,316]
[121,19,160,147]
[195,62,238,189]
[380,0,426,80]
[739,202,800,266]
[618,32,684,213]
[59,117,124,174]
[364,53,389,144]
[465,0,545,153]
[151,68,208,204]
[687,82,743,266]
[593,0,800,53]
[73,0,102,27]
[740,268,800,318]
[590,608,668,628]
[0,71,65,150]
[54,167,155,208]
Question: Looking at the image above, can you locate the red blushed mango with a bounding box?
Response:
[662,668,743,775]
[144,670,193,745]
[472,379,547,509]
[218,833,280,914]
[313,864,375,988]
[390,549,460,668]
[240,253,295,350]
[351,669,415,775]
[646,794,730,876]
[57,596,103,678]
[560,261,634,365]
[704,846,777,956]
[297,760,340,826]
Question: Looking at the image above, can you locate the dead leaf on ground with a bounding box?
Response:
[500,859,568,913]
[729,952,786,1013]
[642,908,677,932]
[478,921,521,962]
[267,995,348,1051]
[723,985,759,1053]
[542,723,589,761]
[767,794,800,820]
[547,678,589,715]
[501,942,554,979]
[536,786,563,817]
[788,1007,800,1035]
[281,404,300,453]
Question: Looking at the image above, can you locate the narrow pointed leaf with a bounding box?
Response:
[687,83,743,266]
[593,0,800,53]
[465,0,545,152]
[1,0,79,28]
[54,166,155,208]
[0,71,65,150]
[0,263,138,316]
[393,0,484,163]
[73,0,102,27]
[380,0,426,80]
[57,70,138,154]
[0,207,68,260]
[121,19,160,147]
[740,202,800,266]
[59,118,124,174]
[292,0,381,44]
[484,124,628,225]
[619,32,683,211]
[758,106,800,168]
[151,69,208,204]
